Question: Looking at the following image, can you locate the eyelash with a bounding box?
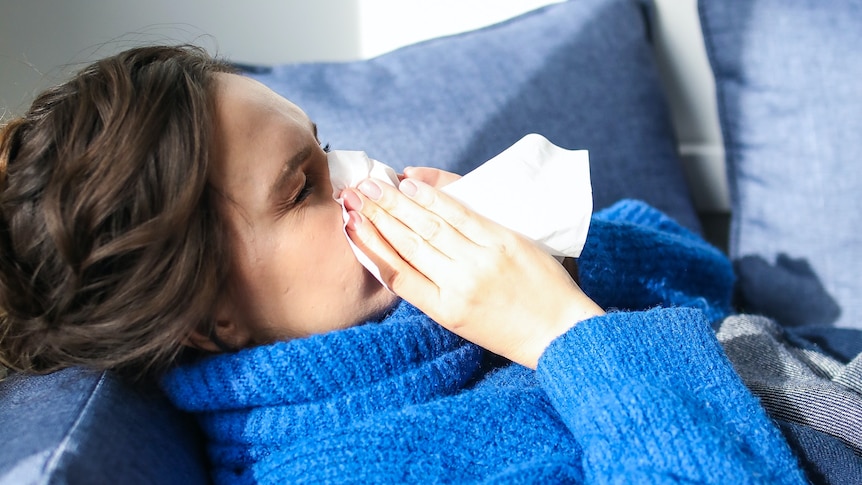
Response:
[295,143,330,204]
[276,142,329,215]
[294,177,314,205]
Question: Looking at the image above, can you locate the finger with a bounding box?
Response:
[354,180,480,261]
[346,186,462,285]
[344,209,442,306]
[403,166,461,188]
[397,178,500,248]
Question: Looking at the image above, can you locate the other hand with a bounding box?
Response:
[399,166,462,188]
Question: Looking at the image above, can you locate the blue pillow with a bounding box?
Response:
[700,0,862,328]
[0,368,208,484]
[244,0,700,231]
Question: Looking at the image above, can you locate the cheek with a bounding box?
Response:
[299,202,363,281]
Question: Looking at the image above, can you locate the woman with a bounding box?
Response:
[0,45,805,483]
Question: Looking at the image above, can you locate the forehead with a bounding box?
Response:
[208,73,314,208]
[212,73,309,125]
[209,72,314,169]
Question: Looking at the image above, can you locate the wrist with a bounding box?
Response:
[521,292,605,369]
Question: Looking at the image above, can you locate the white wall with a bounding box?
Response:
[356,1,562,58]
[0,0,361,116]
[651,0,727,212]
[0,0,727,212]
[0,0,559,116]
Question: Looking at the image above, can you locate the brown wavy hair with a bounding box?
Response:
[0,45,236,381]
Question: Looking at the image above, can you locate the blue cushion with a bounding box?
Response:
[244,0,700,231]
[699,0,862,329]
[0,368,208,484]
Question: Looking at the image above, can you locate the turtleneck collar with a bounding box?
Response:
[162,300,483,413]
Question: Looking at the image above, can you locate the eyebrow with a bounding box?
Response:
[268,143,313,202]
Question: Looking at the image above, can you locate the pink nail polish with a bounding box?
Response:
[342,189,362,211]
[346,210,361,231]
[358,179,382,200]
[399,179,418,197]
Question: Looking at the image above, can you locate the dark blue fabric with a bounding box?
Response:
[245,0,700,232]
[776,420,862,485]
[699,0,862,329]
[787,326,862,364]
[0,368,208,484]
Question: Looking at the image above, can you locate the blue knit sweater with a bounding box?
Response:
[162,200,806,484]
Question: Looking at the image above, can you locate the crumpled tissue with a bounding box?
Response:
[329,133,592,287]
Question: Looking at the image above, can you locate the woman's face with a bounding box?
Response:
[208,73,398,345]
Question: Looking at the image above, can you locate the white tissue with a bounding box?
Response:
[329,133,592,287]
[330,149,401,285]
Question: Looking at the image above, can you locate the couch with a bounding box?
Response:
[2,0,861,483]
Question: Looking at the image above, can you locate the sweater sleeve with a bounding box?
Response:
[536,307,807,484]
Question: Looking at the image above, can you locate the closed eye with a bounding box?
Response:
[274,174,314,216]
[294,178,314,204]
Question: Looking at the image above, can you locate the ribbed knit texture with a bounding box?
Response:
[538,309,803,484]
[578,200,734,323]
[162,200,805,484]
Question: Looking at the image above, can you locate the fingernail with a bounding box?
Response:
[342,189,363,211]
[399,179,418,197]
[358,179,382,200]
[346,210,362,231]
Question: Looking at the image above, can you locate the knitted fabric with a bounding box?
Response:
[578,200,734,322]
[162,200,805,484]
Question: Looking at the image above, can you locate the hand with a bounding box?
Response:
[399,166,461,188]
[341,177,604,369]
